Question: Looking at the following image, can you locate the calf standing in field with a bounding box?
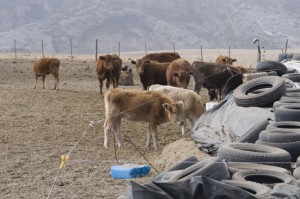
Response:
[103,89,185,150]
[33,57,60,90]
[96,54,122,94]
[166,58,193,88]
[149,85,205,135]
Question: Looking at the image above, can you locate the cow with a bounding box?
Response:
[103,89,185,150]
[149,85,205,135]
[119,69,134,86]
[130,60,170,90]
[166,58,193,88]
[131,52,180,89]
[33,57,60,91]
[95,54,122,94]
[216,55,237,65]
[192,61,243,100]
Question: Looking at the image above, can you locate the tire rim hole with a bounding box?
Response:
[246,84,273,95]
[245,175,284,184]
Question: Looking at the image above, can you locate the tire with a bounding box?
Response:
[293,167,300,180]
[179,157,230,181]
[282,73,300,82]
[285,88,300,94]
[226,162,291,176]
[297,156,300,167]
[217,143,291,169]
[259,129,300,143]
[233,76,286,107]
[280,96,300,101]
[274,104,300,122]
[267,121,300,130]
[237,119,269,143]
[256,139,300,162]
[277,53,288,62]
[232,169,296,188]
[273,100,300,110]
[221,180,271,199]
[256,61,288,76]
[292,53,300,61]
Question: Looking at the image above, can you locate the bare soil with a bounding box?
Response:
[0,54,210,199]
[0,48,292,198]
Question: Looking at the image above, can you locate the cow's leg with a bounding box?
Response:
[34,74,38,89]
[145,124,151,150]
[150,123,159,150]
[99,80,103,94]
[103,118,110,149]
[52,73,59,90]
[112,78,116,89]
[42,75,46,89]
[194,82,202,94]
[181,125,185,136]
[113,117,122,148]
[106,78,110,91]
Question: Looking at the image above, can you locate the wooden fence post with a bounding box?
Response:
[285,39,288,53]
[14,39,17,60]
[70,39,73,61]
[228,45,231,57]
[200,46,203,61]
[145,42,147,55]
[118,41,120,56]
[42,40,44,57]
[95,39,98,62]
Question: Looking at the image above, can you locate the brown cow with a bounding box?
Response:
[131,52,180,89]
[192,62,243,100]
[95,54,122,94]
[33,57,60,90]
[131,60,170,90]
[103,89,185,150]
[216,55,237,65]
[166,58,193,88]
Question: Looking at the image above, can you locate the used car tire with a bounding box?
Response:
[282,73,300,82]
[256,139,300,162]
[217,143,291,169]
[233,76,286,107]
[274,104,300,122]
[256,61,288,76]
[232,169,296,188]
[226,162,291,175]
[221,179,271,199]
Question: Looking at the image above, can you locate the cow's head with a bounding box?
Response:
[99,54,120,70]
[217,55,237,65]
[162,100,185,126]
[173,71,193,88]
[131,59,149,76]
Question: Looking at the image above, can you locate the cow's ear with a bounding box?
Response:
[222,58,226,62]
[99,56,105,60]
[232,59,237,62]
[162,103,172,112]
[131,60,136,65]
[173,72,179,76]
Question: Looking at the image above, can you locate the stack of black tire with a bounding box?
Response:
[215,60,300,197]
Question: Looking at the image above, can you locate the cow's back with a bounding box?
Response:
[105,89,169,123]
[143,52,180,62]
[33,57,59,75]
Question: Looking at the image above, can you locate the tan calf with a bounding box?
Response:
[103,89,185,150]
[33,57,60,90]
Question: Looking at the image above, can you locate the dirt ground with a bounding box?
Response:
[0,49,292,198]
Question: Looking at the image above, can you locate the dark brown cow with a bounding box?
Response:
[33,57,60,90]
[103,89,185,150]
[131,60,170,90]
[95,54,122,94]
[131,52,180,89]
[192,62,243,100]
[166,58,193,88]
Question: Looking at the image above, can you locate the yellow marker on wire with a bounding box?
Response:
[60,155,69,169]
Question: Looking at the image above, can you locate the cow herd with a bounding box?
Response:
[32,52,248,150]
